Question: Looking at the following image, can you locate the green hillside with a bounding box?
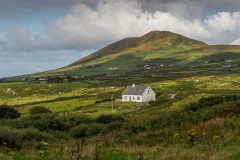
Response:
[70,30,207,66]
[1,31,240,159]
[16,30,240,83]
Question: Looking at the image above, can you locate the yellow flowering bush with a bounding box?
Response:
[187,129,198,145]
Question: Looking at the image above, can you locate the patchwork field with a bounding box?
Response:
[1,31,240,159]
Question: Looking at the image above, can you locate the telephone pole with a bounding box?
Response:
[111,94,114,114]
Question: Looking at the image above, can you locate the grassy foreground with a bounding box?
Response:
[0,75,240,159]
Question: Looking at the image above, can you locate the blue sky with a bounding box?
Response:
[1,0,240,78]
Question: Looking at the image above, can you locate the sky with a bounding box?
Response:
[1,0,240,78]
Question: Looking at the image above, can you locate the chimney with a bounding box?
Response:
[132,84,135,87]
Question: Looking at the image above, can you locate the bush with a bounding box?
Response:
[47,76,63,83]
[0,126,21,149]
[0,105,21,119]
[96,115,125,124]
[69,124,87,138]
[86,123,104,136]
[95,98,112,104]
[61,114,94,130]
[70,123,104,138]
[29,106,52,115]
[148,100,161,106]
[19,128,54,142]
[0,126,55,149]
[184,95,240,112]
[101,121,124,135]
[73,106,83,110]
[6,114,65,132]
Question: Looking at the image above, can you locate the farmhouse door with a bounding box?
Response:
[129,96,131,101]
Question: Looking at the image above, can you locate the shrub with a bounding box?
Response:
[0,105,21,119]
[19,128,54,142]
[0,126,21,149]
[96,115,125,124]
[69,124,87,138]
[95,98,112,104]
[70,123,104,138]
[47,76,63,83]
[0,126,55,149]
[73,106,83,110]
[101,121,124,135]
[51,131,71,140]
[86,123,104,136]
[29,106,52,115]
[148,100,161,106]
[7,114,65,132]
[61,114,94,130]
[184,95,240,112]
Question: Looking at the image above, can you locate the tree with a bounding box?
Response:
[0,105,21,119]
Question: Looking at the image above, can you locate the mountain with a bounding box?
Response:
[70,31,207,66]
[16,30,240,82]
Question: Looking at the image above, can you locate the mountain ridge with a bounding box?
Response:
[70,30,207,66]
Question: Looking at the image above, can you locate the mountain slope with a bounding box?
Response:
[70,31,207,66]
[18,30,240,82]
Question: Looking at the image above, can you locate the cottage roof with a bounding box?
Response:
[122,85,148,95]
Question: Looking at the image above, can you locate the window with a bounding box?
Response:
[137,97,140,100]
[148,89,150,94]
[133,96,135,100]
[124,96,127,100]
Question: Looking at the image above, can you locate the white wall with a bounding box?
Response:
[122,95,143,102]
[142,87,156,102]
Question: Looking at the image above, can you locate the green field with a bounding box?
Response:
[1,74,240,159]
[1,31,240,159]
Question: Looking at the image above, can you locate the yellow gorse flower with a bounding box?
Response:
[60,139,65,144]
[193,141,198,145]
[187,129,199,145]
[173,133,180,139]
[42,141,49,146]
[39,150,45,157]
[213,135,219,141]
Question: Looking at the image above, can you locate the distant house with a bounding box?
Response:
[21,77,32,81]
[223,65,231,68]
[39,77,47,81]
[122,84,156,102]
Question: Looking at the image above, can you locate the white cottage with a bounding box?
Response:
[122,84,156,102]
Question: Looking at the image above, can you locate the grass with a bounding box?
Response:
[1,87,240,159]
[226,153,240,160]
[1,75,239,118]
[1,31,240,159]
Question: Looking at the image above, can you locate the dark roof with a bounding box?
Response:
[122,85,148,95]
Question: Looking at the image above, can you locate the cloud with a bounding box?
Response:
[203,12,240,43]
[1,0,240,54]
[0,39,9,51]
[231,38,240,45]
[140,0,240,20]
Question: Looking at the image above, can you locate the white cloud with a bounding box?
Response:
[1,0,240,78]
[230,38,240,45]
[2,0,240,53]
